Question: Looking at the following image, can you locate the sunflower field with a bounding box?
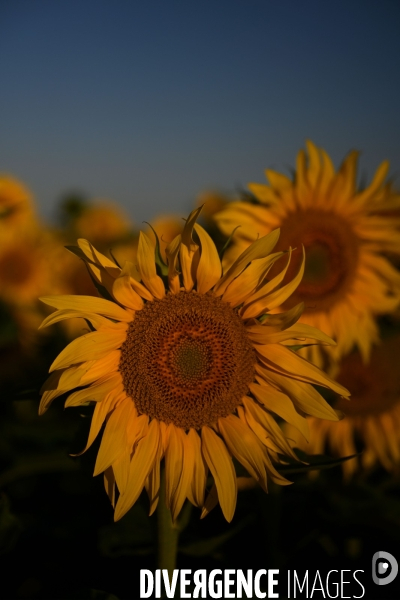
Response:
[1,142,400,599]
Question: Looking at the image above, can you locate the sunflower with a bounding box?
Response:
[0,227,76,347]
[0,175,36,235]
[0,228,70,306]
[287,334,400,478]
[195,191,230,223]
[39,207,349,522]
[214,142,400,368]
[72,201,133,247]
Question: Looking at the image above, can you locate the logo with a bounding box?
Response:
[372,551,398,586]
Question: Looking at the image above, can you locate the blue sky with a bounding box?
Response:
[1,0,400,224]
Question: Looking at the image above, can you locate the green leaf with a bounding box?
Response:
[275,449,360,475]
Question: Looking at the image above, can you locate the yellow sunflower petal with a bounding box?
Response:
[137,232,165,299]
[257,365,340,421]
[112,264,144,310]
[187,429,207,508]
[250,381,309,440]
[201,426,237,522]
[40,310,128,332]
[145,441,163,516]
[242,396,298,461]
[247,183,279,205]
[77,238,120,272]
[353,160,390,207]
[103,467,116,507]
[241,248,293,315]
[242,247,305,318]
[40,295,132,322]
[247,322,335,346]
[94,399,133,476]
[39,366,87,414]
[64,373,123,407]
[79,350,121,385]
[49,330,126,372]
[214,229,280,296]
[305,140,322,189]
[114,419,161,521]
[222,252,285,307]
[200,484,219,519]
[256,343,348,397]
[73,391,124,456]
[218,415,268,492]
[165,426,194,522]
[246,302,304,334]
[112,453,130,497]
[193,223,221,293]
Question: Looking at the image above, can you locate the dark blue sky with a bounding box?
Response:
[1,0,400,224]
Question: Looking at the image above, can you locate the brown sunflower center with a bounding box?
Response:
[119,291,256,429]
[275,209,359,311]
[334,335,400,416]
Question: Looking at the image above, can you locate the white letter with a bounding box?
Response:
[209,569,222,599]
[353,570,365,599]
[268,569,279,599]
[193,570,207,599]
[310,571,325,598]
[237,570,253,598]
[340,570,351,599]
[163,570,179,598]
[155,570,161,598]
[293,571,308,597]
[140,570,153,599]
[180,570,192,598]
[254,569,266,599]
[325,570,338,599]
[224,570,236,598]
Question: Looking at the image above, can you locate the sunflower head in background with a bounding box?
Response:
[0,227,79,348]
[195,191,230,223]
[0,175,37,236]
[72,201,134,247]
[39,207,349,523]
[287,334,400,479]
[214,142,400,369]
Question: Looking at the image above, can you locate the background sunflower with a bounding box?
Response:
[214,141,400,368]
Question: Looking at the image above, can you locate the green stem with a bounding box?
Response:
[258,481,283,569]
[157,467,180,578]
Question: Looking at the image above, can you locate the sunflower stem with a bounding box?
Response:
[157,466,180,579]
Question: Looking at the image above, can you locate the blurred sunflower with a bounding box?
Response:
[288,334,400,478]
[0,228,74,345]
[72,201,133,247]
[0,229,68,306]
[195,191,230,223]
[0,175,37,236]
[214,142,400,367]
[39,207,349,522]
